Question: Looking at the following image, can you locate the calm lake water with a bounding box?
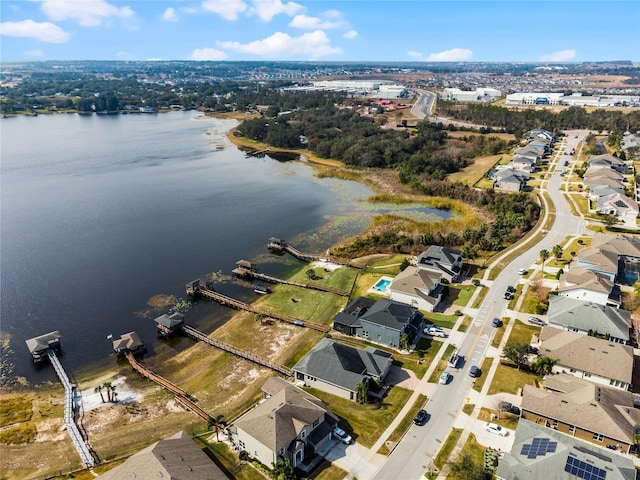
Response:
[0,110,451,383]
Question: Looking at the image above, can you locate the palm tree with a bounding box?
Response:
[531,356,557,375]
[103,382,112,402]
[94,385,105,403]
[539,249,550,275]
[110,384,117,403]
[207,414,226,441]
[399,332,410,351]
[552,244,564,262]
[355,380,368,404]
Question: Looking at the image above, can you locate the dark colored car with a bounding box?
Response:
[504,292,514,300]
[469,365,481,377]
[506,286,516,293]
[492,317,503,327]
[414,409,429,426]
[527,345,539,355]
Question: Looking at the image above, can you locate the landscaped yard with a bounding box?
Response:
[446,284,476,308]
[472,357,493,392]
[487,363,540,395]
[304,386,413,448]
[423,312,459,330]
[433,428,463,471]
[509,320,541,345]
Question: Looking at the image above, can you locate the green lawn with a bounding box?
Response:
[194,438,262,480]
[446,285,476,308]
[471,287,488,308]
[423,312,459,330]
[457,315,472,333]
[490,321,507,348]
[488,363,540,395]
[509,320,541,345]
[433,428,463,471]
[428,344,457,383]
[304,386,413,448]
[472,357,493,392]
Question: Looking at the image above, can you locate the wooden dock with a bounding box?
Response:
[186,280,330,333]
[183,325,292,377]
[232,260,349,296]
[124,351,212,422]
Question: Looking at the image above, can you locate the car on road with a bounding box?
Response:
[517,268,527,275]
[485,422,508,436]
[332,427,352,445]
[439,372,452,385]
[469,365,481,377]
[504,292,514,300]
[506,286,516,293]
[492,317,503,327]
[528,316,545,326]
[414,409,429,426]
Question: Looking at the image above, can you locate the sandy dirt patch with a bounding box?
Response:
[79,376,143,412]
[34,418,67,443]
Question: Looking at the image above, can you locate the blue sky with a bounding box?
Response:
[1,0,638,62]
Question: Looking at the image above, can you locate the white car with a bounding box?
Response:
[517,268,527,275]
[485,422,508,436]
[439,372,452,385]
[332,427,352,445]
[425,327,446,338]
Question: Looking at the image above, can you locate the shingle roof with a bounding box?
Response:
[292,337,393,390]
[538,328,633,384]
[417,245,462,267]
[359,298,422,331]
[496,419,637,480]
[389,266,440,303]
[25,331,61,354]
[592,233,640,258]
[154,313,185,329]
[558,269,615,295]
[548,296,630,342]
[98,431,228,480]
[522,375,640,444]
[234,378,330,452]
[576,246,620,273]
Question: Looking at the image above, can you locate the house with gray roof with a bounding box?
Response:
[621,132,640,155]
[339,298,423,348]
[547,296,630,344]
[493,167,528,192]
[496,419,637,480]
[589,154,628,174]
[536,328,633,390]
[584,167,625,183]
[557,268,621,308]
[99,431,228,480]
[332,296,376,336]
[588,184,626,202]
[389,266,444,312]
[511,155,537,173]
[416,245,464,282]
[292,337,393,401]
[25,331,62,363]
[229,377,337,470]
[596,193,639,228]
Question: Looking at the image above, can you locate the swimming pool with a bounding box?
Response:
[373,278,392,292]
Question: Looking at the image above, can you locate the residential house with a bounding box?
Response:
[520,375,640,454]
[229,377,337,469]
[583,175,626,191]
[497,419,637,480]
[589,154,628,174]
[596,193,639,228]
[388,266,444,312]
[99,431,229,480]
[547,296,630,343]
[292,337,393,401]
[513,149,541,163]
[516,144,545,158]
[511,155,537,173]
[574,245,620,282]
[536,328,633,390]
[332,297,376,336]
[493,167,528,192]
[416,245,464,283]
[621,132,640,156]
[588,184,626,202]
[583,167,625,183]
[557,268,621,308]
[333,298,423,348]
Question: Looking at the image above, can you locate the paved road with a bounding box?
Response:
[371,130,589,480]
[410,89,486,129]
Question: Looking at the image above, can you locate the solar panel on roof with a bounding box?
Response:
[520,438,557,459]
[565,456,607,480]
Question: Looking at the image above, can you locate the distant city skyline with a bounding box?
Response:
[1,0,638,63]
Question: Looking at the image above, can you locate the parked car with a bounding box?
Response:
[506,286,516,293]
[414,409,429,426]
[500,401,521,416]
[439,372,452,385]
[528,316,545,326]
[426,327,446,338]
[527,345,539,355]
[448,349,461,368]
[492,317,503,327]
[332,427,352,445]
[504,292,514,300]
[469,365,481,378]
[517,268,527,275]
[485,422,508,436]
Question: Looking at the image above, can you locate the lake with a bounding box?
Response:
[0,110,451,383]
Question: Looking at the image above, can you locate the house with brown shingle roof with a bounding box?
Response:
[229,377,337,470]
[389,266,444,312]
[536,328,633,390]
[557,268,621,308]
[520,374,640,454]
[589,154,629,174]
[574,246,620,282]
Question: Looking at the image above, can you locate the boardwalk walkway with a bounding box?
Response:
[235,268,349,296]
[47,350,95,468]
[124,351,211,422]
[187,281,330,333]
[183,325,292,377]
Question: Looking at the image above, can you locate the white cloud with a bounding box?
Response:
[163,7,178,22]
[190,47,228,60]
[26,49,45,57]
[0,19,70,43]
[116,51,130,58]
[202,0,247,20]
[343,30,358,39]
[250,0,302,22]
[539,49,576,62]
[218,30,341,59]
[40,0,135,27]
[289,14,341,29]
[426,48,472,61]
[407,50,423,59]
